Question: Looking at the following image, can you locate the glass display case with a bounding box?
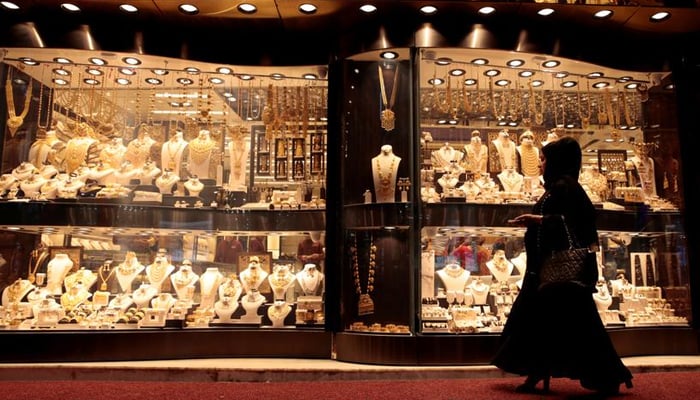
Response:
[0,48,331,359]
[416,48,691,337]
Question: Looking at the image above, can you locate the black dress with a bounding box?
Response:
[492,175,633,392]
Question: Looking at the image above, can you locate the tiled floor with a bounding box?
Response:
[1,356,699,382]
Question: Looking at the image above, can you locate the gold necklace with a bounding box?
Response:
[5,72,33,137]
[98,262,116,291]
[375,156,396,195]
[148,260,167,283]
[519,144,540,177]
[267,302,291,320]
[27,247,48,284]
[189,136,216,165]
[578,83,592,129]
[269,269,293,289]
[378,64,399,131]
[165,139,185,170]
[444,265,465,278]
[351,235,376,316]
[6,279,30,303]
[243,266,261,289]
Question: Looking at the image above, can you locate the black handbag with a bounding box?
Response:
[539,215,596,290]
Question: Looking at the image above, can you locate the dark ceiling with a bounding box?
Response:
[1,1,700,70]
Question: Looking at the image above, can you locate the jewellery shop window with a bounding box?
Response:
[338,51,415,335]
[0,48,329,331]
[417,48,689,335]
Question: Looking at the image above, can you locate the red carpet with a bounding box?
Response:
[1,371,698,399]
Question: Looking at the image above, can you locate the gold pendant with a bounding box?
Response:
[357,293,375,316]
[581,116,590,130]
[168,161,176,170]
[6,116,23,136]
[28,274,36,284]
[598,112,608,125]
[381,109,395,132]
[534,113,544,126]
[100,282,108,291]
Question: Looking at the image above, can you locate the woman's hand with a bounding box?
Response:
[507,214,543,227]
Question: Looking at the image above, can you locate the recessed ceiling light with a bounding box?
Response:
[145,77,162,85]
[19,57,38,66]
[484,69,501,77]
[624,82,639,90]
[216,67,233,74]
[359,4,377,13]
[429,78,444,86]
[519,70,534,78]
[495,79,511,87]
[176,77,194,85]
[298,3,317,14]
[554,71,569,78]
[478,7,495,15]
[238,74,254,81]
[61,3,81,12]
[381,51,398,60]
[420,5,438,15]
[52,68,71,76]
[270,73,285,80]
[587,72,604,78]
[152,69,169,76]
[184,67,200,74]
[561,81,578,88]
[303,73,318,80]
[507,59,525,67]
[435,57,452,65]
[0,2,20,10]
[464,78,477,86]
[86,67,103,76]
[208,77,224,84]
[471,58,488,65]
[594,10,613,19]
[531,80,544,87]
[115,78,131,85]
[650,11,670,22]
[178,4,199,15]
[237,3,257,14]
[592,82,609,89]
[119,4,138,13]
[542,60,560,68]
[537,8,555,17]
[449,69,465,76]
[123,56,141,65]
[119,68,136,75]
[53,78,69,85]
[89,57,107,66]
[83,78,100,85]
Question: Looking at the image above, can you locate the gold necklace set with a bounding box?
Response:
[375,156,396,194]
[5,72,33,137]
[378,64,399,131]
[351,235,376,316]
[188,136,216,165]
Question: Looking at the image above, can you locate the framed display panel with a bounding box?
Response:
[292,138,305,158]
[257,153,271,175]
[275,159,288,180]
[275,138,288,158]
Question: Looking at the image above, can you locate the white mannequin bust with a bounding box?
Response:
[266,300,292,328]
[100,137,127,169]
[239,256,269,294]
[116,251,145,293]
[436,263,470,292]
[170,261,199,301]
[137,161,161,185]
[146,252,175,293]
[19,173,47,198]
[150,292,177,312]
[46,253,74,295]
[517,130,540,178]
[155,170,180,194]
[1,278,36,306]
[227,127,249,191]
[296,264,325,296]
[510,251,527,276]
[497,168,524,193]
[184,176,204,197]
[432,142,463,171]
[214,296,239,321]
[187,129,216,179]
[593,279,613,312]
[268,264,296,300]
[464,131,488,174]
[161,130,188,173]
[469,277,490,305]
[132,283,158,308]
[240,290,265,322]
[108,293,134,312]
[486,249,515,283]
[492,129,516,172]
[199,267,225,309]
[372,144,401,203]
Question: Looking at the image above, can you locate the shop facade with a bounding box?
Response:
[0,2,699,364]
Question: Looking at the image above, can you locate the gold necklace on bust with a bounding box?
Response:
[267,302,291,320]
[269,268,293,289]
[444,265,465,279]
[378,64,399,131]
[27,247,48,284]
[5,71,33,137]
[375,156,396,195]
[6,279,30,303]
[98,262,115,291]
[351,235,376,316]
[189,136,216,165]
[165,139,185,170]
[243,266,261,289]
[578,83,592,129]
[148,260,167,283]
[519,145,540,177]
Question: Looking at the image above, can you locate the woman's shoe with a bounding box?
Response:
[515,375,550,394]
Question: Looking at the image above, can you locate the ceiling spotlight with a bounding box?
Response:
[178,4,199,15]
[237,3,257,14]
[298,3,317,14]
[420,5,438,15]
[359,4,377,13]
[478,7,495,15]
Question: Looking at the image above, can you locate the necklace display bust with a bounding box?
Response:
[486,250,514,283]
[516,131,540,178]
[296,264,324,296]
[108,293,134,311]
[239,257,269,294]
[436,263,470,292]
[146,255,175,293]
[214,296,239,322]
[116,251,145,293]
[187,129,217,179]
[593,280,613,312]
[491,130,516,172]
[497,168,524,193]
[59,284,92,312]
[19,173,47,198]
[161,130,188,173]
[268,264,296,300]
[46,253,74,295]
[227,127,249,191]
[137,161,161,185]
[170,262,199,301]
[1,278,35,306]
[464,131,488,174]
[431,142,463,171]
[199,267,225,308]
[155,170,180,194]
[266,300,292,328]
[510,251,527,276]
[469,278,490,305]
[372,144,401,203]
[184,176,204,197]
[132,284,158,309]
[151,292,177,312]
[240,290,265,323]
[100,138,127,169]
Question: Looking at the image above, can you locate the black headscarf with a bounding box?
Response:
[541,136,582,189]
